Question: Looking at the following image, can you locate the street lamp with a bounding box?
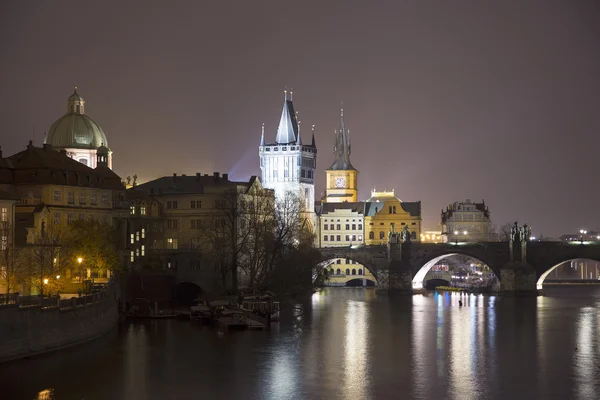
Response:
[580,229,587,244]
[454,230,459,245]
[463,231,468,242]
[77,257,83,283]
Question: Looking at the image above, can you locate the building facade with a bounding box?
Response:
[318,202,364,248]
[324,108,358,203]
[259,92,317,214]
[44,86,113,169]
[324,258,377,287]
[364,190,422,245]
[441,199,493,242]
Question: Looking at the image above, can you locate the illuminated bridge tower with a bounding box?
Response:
[324,108,358,203]
[259,91,317,215]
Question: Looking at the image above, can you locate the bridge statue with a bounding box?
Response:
[401,225,411,243]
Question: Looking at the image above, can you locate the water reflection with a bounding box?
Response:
[574,307,595,400]
[343,300,370,400]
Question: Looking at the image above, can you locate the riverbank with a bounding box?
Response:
[0,282,120,364]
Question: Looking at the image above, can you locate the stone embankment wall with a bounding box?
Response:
[0,283,120,364]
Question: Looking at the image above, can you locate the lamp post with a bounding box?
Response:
[463,230,468,242]
[454,231,459,245]
[580,230,587,244]
[77,257,83,283]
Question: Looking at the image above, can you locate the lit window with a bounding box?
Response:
[90,193,97,205]
[140,204,146,215]
[167,238,178,249]
[141,228,145,239]
[53,191,61,202]
[135,248,139,257]
[1,236,6,251]
[130,251,135,262]
[141,245,145,256]
[130,204,136,215]
[136,231,140,241]
[0,208,7,222]
[130,234,134,244]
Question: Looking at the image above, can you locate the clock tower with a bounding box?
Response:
[324,108,358,203]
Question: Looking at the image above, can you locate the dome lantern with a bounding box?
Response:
[67,85,85,114]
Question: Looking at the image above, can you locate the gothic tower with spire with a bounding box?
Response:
[259,91,317,213]
[324,108,358,203]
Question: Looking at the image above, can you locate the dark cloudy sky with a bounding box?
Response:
[1,1,599,236]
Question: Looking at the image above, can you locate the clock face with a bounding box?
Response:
[335,177,346,188]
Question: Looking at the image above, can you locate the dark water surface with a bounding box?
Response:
[2,286,600,400]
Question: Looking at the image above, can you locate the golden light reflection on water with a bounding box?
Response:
[343,300,370,400]
[574,307,596,399]
[35,389,54,400]
[412,294,431,394]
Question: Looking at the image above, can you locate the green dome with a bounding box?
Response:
[44,87,109,150]
[45,113,108,149]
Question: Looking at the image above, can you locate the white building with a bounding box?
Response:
[318,202,364,248]
[44,86,113,169]
[441,199,493,242]
[258,92,317,214]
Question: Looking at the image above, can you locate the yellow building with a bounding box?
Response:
[324,109,358,203]
[324,258,377,287]
[364,190,422,245]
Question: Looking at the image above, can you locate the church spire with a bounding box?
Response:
[260,123,265,146]
[296,121,302,145]
[328,106,354,170]
[311,124,316,147]
[275,89,298,144]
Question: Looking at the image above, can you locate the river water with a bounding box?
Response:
[2,286,600,400]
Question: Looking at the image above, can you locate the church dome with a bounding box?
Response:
[44,87,109,150]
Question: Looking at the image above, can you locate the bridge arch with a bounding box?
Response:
[174,281,203,306]
[536,258,600,290]
[411,252,498,290]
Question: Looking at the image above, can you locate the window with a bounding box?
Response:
[166,201,172,209]
[369,231,374,239]
[411,231,417,239]
[130,234,134,244]
[0,236,6,251]
[352,235,357,241]
[393,206,397,213]
[336,224,341,230]
[101,193,108,205]
[215,200,225,209]
[358,269,363,275]
[141,245,145,256]
[336,269,341,275]
[358,235,363,241]
[140,203,146,215]
[130,251,135,262]
[54,213,60,225]
[172,201,178,209]
[79,213,84,220]
[411,222,416,225]
[191,200,201,209]
[330,224,334,230]
[67,192,74,204]
[352,224,356,230]
[79,192,85,205]
[67,214,73,224]
[167,238,178,249]
[345,269,350,275]
[352,269,356,275]
[135,248,140,257]
[380,231,385,239]
[53,191,61,202]
[323,235,328,241]
[346,235,350,241]
[336,259,341,264]
[346,224,350,230]
[136,231,140,242]
[0,208,6,222]
[389,206,392,213]
[141,228,146,239]
[358,224,362,230]
[336,235,341,241]
[130,204,136,215]
[324,224,328,230]
[167,219,178,229]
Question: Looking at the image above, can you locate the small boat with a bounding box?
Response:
[240,293,280,322]
[217,309,248,330]
[190,298,212,319]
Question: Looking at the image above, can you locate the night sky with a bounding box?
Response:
[1,1,599,237]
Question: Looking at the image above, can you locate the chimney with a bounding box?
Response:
[196,172,201,179]
[223,173,229,181]
[27,140,33,149]
[173,173,177,180]
[59,149,67,156]
[43,143,52,151]
[182,174,186,177]
[213,172,220,179]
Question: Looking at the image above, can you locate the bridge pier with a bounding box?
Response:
[499,262,537,294]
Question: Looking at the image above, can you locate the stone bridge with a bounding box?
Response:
[318,236,600,293]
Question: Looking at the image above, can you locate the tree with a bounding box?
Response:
[27,221,66,296]
[495,223,512,241]
[0,221,25,295]
[62,218,122,280]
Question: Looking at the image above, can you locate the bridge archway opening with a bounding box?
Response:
[346,278,376,287]
[316,257,378,287]
[536,258,600,290]
[412,253,498,291]
[174,281,203,307]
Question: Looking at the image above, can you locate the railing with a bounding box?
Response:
[0,286,110,311]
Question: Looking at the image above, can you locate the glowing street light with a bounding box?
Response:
[43,278,49,285]
[56,275,60,280]
[580,229,587,244]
